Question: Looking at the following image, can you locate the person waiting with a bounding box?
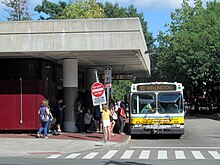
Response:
[118,102,126,135]
[84,108,94,133]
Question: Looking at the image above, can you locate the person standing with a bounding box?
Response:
[110,105,116,135]
[101,104,111,140]
[54,98,65,132]
[47,107,54,135]
[114,100,121,112]
[118,102,126,134]
[36,99,53,138]
[75,100,84,133]
[83,108,94,133]
[94,105,102,132]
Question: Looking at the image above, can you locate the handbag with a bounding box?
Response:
[112,112,118,120]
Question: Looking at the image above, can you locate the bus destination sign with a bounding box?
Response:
[137,84,177,91]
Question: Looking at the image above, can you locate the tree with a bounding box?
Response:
[2,0,31,21]
[60,0,105,19]
[34,0,67,20]
[35,0,105,19]
[156,0,220,102]
[111,80,133,101]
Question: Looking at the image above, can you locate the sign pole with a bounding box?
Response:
[94,71,99,82]
[107,87,109,109]
[93,71,106,143]
[104,66,112,109]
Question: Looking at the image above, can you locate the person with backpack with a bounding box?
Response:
[118,101,126,135]
[36,99,53,138]
[94,105,102,132]
[84,108,95,133]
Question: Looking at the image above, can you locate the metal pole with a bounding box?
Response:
[107,87,109,109]
[94,71,106,142]
[94,71,99,82]
[102,107,106,143]
[20,78,23,124]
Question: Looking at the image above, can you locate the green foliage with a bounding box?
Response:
[157,0,220,98]
[60,0,105,19]
[35,0,104,19]
[111,80,133,101]
[2,0,31,21]
[34,0,67,20]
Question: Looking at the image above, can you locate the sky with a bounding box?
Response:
[0,0,218,38]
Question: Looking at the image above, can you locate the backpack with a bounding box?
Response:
[118,107,126,118]
[112,110,118,120]
[95,106,101,118]
[41,108,49,122]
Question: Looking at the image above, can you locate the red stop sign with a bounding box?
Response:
[91,82,104,97]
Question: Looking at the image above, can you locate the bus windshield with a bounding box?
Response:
[131,93,156,114]
[131,92,183,114]
[158,92,183,114]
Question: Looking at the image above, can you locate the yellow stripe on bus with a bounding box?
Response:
[130,117,184,125]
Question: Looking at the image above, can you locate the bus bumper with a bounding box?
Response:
[130,127,184,135]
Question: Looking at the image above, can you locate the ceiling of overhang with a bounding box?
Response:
[0,50,149,77]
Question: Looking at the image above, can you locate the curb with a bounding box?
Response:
[103,135,131,150]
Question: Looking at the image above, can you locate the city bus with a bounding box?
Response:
[129,82,185,137]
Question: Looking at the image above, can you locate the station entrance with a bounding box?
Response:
[0,18,150,132]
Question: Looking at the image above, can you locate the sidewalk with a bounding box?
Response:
[0,131,129,142]
[0,132,131,157]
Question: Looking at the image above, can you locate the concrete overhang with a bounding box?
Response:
[0,18,150,77]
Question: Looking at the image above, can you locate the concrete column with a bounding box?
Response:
[63,59,78,132]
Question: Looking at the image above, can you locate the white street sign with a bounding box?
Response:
[104,66,112,88]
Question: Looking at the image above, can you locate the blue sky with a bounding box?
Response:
[0,0,218,38]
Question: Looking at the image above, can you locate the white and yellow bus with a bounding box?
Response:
[129,82,185,137]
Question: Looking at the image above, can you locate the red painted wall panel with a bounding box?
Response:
[0,94,18,130]
[0,80,46,130]
[0,94,44,130]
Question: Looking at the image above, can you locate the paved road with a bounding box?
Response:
[129,115,220,148]
[30,117,220,160]
[0,157,219,165]
[22,147,220,160]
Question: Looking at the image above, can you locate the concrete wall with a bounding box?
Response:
[0,18,145,51]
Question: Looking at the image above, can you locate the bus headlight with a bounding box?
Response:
[134,124,142,128]
[173,124,181,128]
